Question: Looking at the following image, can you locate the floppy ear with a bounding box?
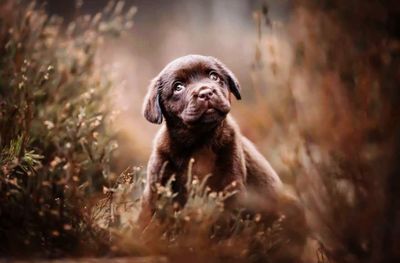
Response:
[210,57,241,100]
[142,77,163,124]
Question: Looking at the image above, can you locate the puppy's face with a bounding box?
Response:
[143,55,241,126]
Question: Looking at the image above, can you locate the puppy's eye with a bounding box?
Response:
[173,82,185,93]
[209,72,220,82]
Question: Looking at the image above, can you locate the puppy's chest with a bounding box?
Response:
[189,147,217,180]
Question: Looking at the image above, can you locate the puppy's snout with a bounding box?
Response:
[198,87,214,101]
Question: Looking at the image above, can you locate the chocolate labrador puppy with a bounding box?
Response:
[139,54,283,225]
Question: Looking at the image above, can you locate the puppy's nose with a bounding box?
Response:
[198,87,214,101]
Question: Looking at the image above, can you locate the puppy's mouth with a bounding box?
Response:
[181,103,230,125]
[205,108,216,114]
[201,101,230,117]
[204,106,225,116]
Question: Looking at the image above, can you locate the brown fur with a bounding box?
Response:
[139,55,283,225]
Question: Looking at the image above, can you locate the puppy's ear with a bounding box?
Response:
[142,77,163,124]
[210,57,241,100]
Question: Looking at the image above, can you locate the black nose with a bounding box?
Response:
[198,87,214,101]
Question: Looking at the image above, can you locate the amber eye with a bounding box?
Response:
[209,72,220,82]
[173,82,185,93]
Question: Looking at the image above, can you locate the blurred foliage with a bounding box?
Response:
[0,0,134,257]
[251,1,400,262]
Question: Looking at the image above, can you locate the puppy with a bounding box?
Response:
[139,55,283,225]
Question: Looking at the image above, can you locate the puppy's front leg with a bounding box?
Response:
[138,151,166,228]
[212,143,247,208]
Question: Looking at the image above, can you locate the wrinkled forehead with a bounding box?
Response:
[160,56,218,81]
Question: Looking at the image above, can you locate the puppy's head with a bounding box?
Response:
[143,55,241,126]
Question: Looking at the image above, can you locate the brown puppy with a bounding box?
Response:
[139,55,283,225]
